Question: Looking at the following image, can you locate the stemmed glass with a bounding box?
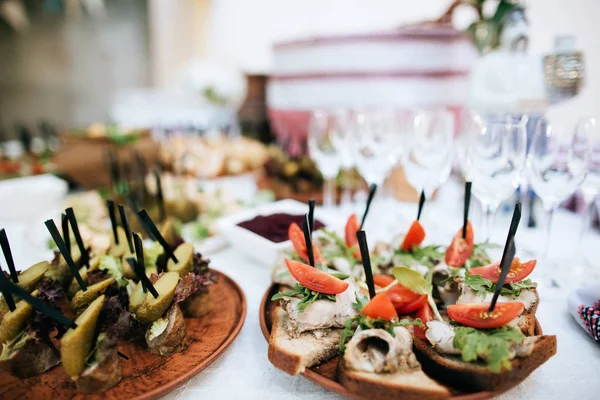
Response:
[468,116,527,242]
[307,110,343,209]
[402,109,454,228]
[576,117,600,239]
[526,119,588,285]
[332,109,355,211]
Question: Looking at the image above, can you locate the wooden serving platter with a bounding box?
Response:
[260,283,542,400]
[0,269,246,400]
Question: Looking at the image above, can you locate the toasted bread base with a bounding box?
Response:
[412,335,557,392]
[268,306,341,375]
[338,358,450,400]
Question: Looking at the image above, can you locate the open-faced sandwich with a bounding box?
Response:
[269,258,362,375]
[338,291,450,400]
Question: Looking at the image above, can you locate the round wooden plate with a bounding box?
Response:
[0,269,246,400]
[260,283,543,400]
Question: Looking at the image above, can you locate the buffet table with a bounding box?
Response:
[1,178,599,400]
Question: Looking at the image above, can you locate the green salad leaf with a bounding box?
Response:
[319,229,359,267]
[464,241,500,269]
[99,255,128,286]
[271,284,337,312]
[453,326,525,373]
[394,245,443,269]
[392,266,443,321]
[464,269,535,298]
[144,241,164,268]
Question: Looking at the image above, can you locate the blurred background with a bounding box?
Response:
[0,0,598,280]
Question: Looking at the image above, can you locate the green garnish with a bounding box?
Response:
[453,325,525,373]
[464,269,535,298]
[339,297,423,352]
[392,266,443,321]
[0,329,30,361]
[394,245,443,269]
[191,220,211,240]
[464,241,499,269]
[144,241,164,268]
[319,229,360,268]
[99,255,127,286]
[271,284,337,312]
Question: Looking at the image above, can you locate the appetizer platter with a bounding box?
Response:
[261,183,557,399]
[0,201,246,399]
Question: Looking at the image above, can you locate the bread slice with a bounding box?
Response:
[338,358,450,400]
[268,306,341,375]
[412,335,557,392]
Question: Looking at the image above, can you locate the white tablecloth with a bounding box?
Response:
[2,178,599,400]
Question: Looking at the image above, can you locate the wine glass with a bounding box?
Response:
[527,119,588,285]
[401,109,454,211]
[332,109,355,211]
[576,117,600,238]
[307,110,343,209]
[468,116,527,242]
[455,110,484,181]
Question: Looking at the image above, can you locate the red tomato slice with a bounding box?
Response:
[373,274,395,288]
[469,258,536,284]
[394,294,428,315]
[445,221,474,267]
[361,293,398,321]
[284,258,348,294]
[288,223,327,265]
[401,220,426,251]
[413,304,433,340]
[447,302,525,329]
[344,214,361,259]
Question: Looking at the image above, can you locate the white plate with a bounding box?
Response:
[567,284,600,342]
[215,199,338,267]
[0,174,68,222]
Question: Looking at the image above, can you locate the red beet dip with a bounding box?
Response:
[237,213,325,243]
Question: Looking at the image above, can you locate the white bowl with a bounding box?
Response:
[215,199,339,267]
[0,174,68,222]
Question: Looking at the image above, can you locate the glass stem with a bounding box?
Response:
[341,168,353,210]
[578,200,591,244]
[323,177,335,209]
[542,204,555,260]
[482,204,494,242]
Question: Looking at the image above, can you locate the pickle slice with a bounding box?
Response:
[71,278,115,313]
[135,272,179,324]
[129,281,145,313]
[0,290,36,343]
[61,295,105,378]
[108,227,130,258]
[17,262,49,292]
[68,267,88,299]
[159,218,175,246]
[166,243,194,276]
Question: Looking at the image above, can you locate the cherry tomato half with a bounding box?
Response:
[344,214,361,260]
[445,221,474,267]
[469,258,536,284]
[447,302,525,329]
[394,294,428,315]
[413,304,433,340]
[288,222,327,265]
[401,220,426,251]
[361,292,398,321]
[284,258,348,294]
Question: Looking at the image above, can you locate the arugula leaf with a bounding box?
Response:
[453,326,525,373]
[271,284,337,312]
[464,270,536,298]
[352,293,369,312]
[394,245,443,268]
[392,266,443,321]
[339,314,423,352]
[465,241,499,269]
[319,229,359,266]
